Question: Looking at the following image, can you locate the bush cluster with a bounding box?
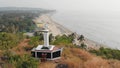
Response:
[89,47,120,60]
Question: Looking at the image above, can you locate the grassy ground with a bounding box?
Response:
[1,38,120,68]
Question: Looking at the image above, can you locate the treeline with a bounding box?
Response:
[0,11,36,33]
[0,7,55,14]
[0,8,55,33]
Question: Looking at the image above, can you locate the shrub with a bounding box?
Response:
[53,34,73,45]
[78,35,84,41]
[89,47,120,60]
[8,54,39,68]
[80,43,87,49]
[29,36,43,47]
[0,32,24,50]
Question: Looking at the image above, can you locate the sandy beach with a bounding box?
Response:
[33,14,72,36]
[33,14,107,49]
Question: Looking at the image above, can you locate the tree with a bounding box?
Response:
[78,35,84,41]
[80,43,87,49]
[49,33,54,43]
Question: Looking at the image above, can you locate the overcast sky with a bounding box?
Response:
[0,0,120,11]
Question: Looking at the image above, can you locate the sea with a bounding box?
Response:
[52,10,120,49]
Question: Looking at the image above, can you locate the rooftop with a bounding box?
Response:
[31,45,62,52]
[36,45,54,50]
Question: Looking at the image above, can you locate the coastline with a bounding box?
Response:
[33,14,109,49]
[33,14,72,36]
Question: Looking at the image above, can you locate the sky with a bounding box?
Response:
[0,0,120,11]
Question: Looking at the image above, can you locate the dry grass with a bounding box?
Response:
[70,48,93,61]
[12,39,31,55]
[84,57,110,68]
[38,62,56,68]
[108,60,120,68]
[59,48,120,68]
[6,39,120,68]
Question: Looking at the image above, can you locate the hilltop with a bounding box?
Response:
[0,33,120,68]
[0,8,120,68]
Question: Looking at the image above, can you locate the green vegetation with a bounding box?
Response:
[49,33,54,43]
[53,34,74,45]
[0,32,39,68]
[89,47,120,60]
[0,11,36,33]
[1,32,120,68]
[9,54,39,68]
[52,34,120,61]
[0,17,120,68]
[29,33,54,47]
[0,8,55,33]
[0,8,57,68]
[29,36,43,47]
[80,43,87,49]
[0,32,24,50]
[78,35,84,41]
[3,50,39,68]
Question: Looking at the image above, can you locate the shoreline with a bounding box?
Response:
[33,14,72,36]
[33,14,109,49]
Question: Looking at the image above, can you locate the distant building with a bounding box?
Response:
[36,22,44,28]
[31,24,63,60]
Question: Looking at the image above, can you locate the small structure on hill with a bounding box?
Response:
[31,24,63,60]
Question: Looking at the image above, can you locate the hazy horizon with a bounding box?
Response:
[0,0,120,12]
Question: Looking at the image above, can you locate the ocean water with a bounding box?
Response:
[52,10,120,49]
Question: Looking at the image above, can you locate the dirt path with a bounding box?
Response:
[12,39,31,55]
